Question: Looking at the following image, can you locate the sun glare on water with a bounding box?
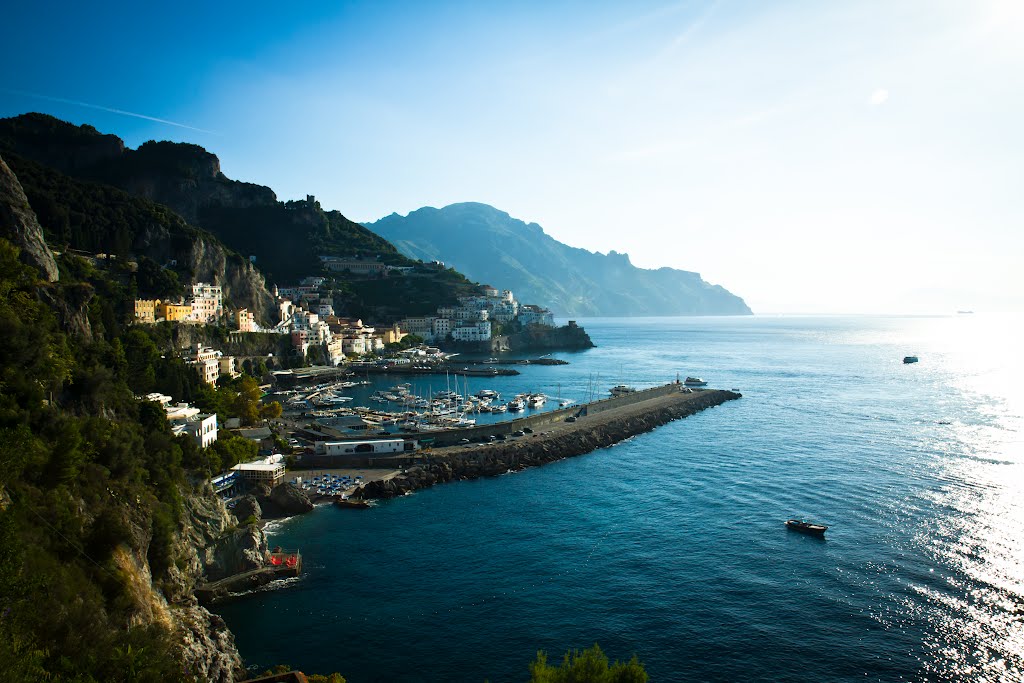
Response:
[904,314,1024,679]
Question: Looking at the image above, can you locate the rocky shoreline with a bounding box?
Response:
[361,388,741,499]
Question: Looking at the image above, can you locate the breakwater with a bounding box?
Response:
[361,387,740,499]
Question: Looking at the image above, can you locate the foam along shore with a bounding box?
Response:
[360,386,741,499]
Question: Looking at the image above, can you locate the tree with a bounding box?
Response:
[528,644,648,683]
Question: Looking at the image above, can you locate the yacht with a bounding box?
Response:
[527,393,547,408]
[683,377,708,387]
[610,385,637,396]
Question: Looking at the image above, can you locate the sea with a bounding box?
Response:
[216,315,1024,682]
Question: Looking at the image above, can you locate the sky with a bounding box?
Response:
[2,0,1022,314]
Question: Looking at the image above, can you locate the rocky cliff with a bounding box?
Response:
[0,153,58,281]
[95,140,279,225]
[159,488,259,682]
[1,149,277,323]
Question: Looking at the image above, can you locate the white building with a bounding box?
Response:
[517,305,556,327]
[176,413,219,449]
[164,402,218,449]
[432,317,452,339]
[231,461,286,487]
[326,337,346,365]
[315,439,416,456]
[189,345,223,385]
[451,320,492,342]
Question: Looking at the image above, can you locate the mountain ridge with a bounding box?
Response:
[365,202,752,317]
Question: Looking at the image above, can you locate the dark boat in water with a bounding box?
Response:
[785,519,828,535]
[903,355,919,364]
[334,497,371,509]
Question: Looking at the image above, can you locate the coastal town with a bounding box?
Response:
[133,259,557,367]
[124,256,581,502]
[122,250,726,520]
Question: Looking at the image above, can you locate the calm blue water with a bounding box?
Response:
[218,315,1024,682]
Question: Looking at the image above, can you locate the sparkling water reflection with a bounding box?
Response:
[218,315,1023,682]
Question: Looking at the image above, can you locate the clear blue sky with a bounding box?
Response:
[2,0,1022,314]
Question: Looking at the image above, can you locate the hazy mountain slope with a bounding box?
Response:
[366,202,752,316]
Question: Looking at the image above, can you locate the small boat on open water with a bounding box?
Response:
[785,519,828,535]
[903,355,919,364]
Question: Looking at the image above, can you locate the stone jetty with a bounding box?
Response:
[360,386,741,499]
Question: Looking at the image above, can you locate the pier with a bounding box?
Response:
[195,549,302,605]
[358,384,742,498]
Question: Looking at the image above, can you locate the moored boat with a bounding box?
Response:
[785,519,828,535]
[683,377,708,386]
[334,496,371,509]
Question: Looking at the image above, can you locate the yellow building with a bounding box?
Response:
[134,299,161,323]
[158,302,193,322]
[381,324,407,345]
[236,308,255,333]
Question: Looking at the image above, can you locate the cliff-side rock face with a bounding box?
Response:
[112,141,278,225]
[37,282,94,341]
[502,322,595,352]
[0,112,124,173]
[207,524,268,581]
[0,153,58,281]
[232,495,262,525]
[175,607,244,683]
[133,223,276,322]
[154,485,291,680]
[269,482,314,515]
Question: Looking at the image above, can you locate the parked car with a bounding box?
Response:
[523,427,534,434]
[565,416,577,423]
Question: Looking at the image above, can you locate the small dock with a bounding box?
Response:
[195,549,302,605]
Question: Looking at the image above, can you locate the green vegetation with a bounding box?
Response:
[528,644,648,683]
[262,664,346,682]
[0,239,193,680]
[3,151,205,264]
[0,235,282,680]
[2,112,489,324]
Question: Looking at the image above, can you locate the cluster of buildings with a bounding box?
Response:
[133,265,557,377]
[397,285,555,343]
[134,283,224,324]
[188,344,240,385]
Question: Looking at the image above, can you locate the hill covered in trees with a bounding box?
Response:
[0,113,481,320]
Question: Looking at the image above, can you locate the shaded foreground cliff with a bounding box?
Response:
[363,388,741,499]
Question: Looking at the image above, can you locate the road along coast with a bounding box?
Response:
[360,386,741,499]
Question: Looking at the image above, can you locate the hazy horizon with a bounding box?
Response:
[2,0,1021,315]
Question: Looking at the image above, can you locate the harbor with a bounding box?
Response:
[274,383,742,497]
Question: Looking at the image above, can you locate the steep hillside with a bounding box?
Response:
[366,202,752,317]
[0,162,262,681]
[2,150,276,322]
[0,113,481,319]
